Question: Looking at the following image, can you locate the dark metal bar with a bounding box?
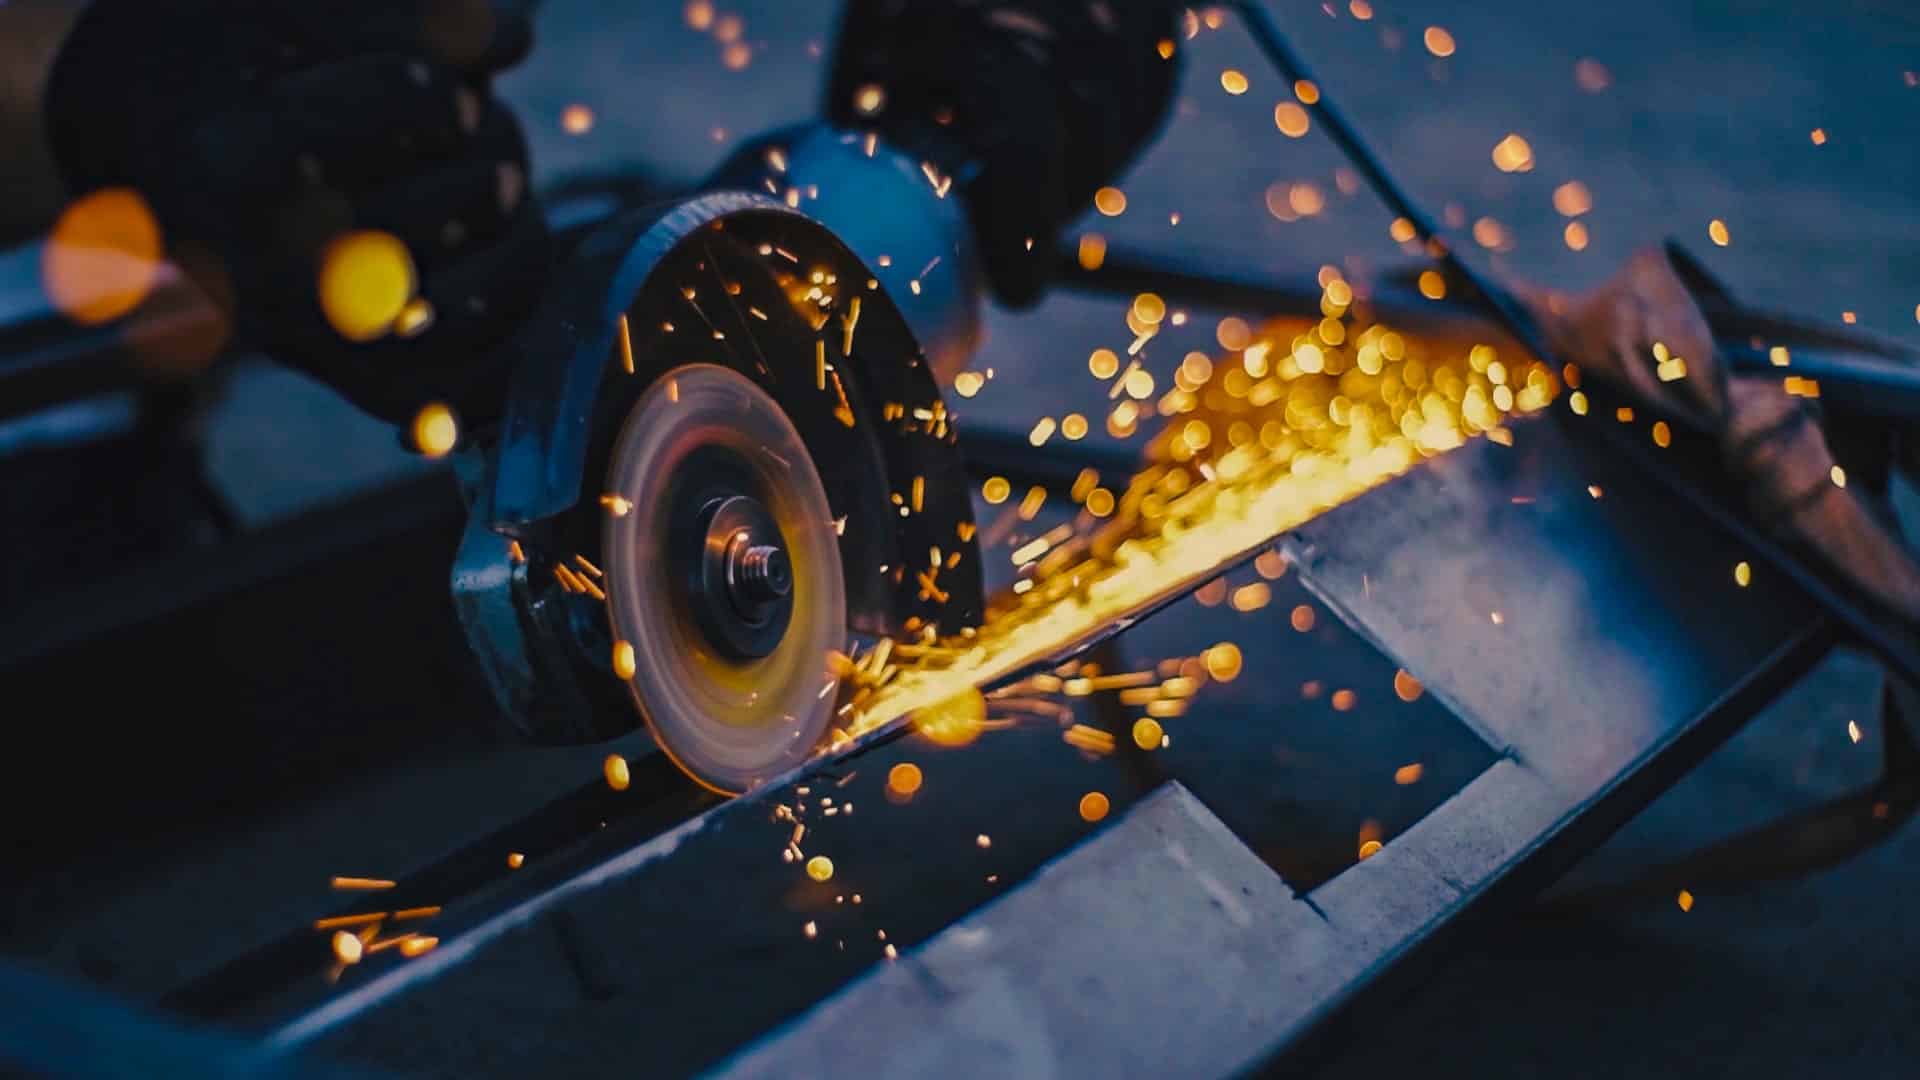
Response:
[0,469,457,667]
[1055,244,1488,336]
[1722,341,1920,420]
[1546,682,1920,908]
[1056,247,1341,317]
[0,960,379,1080]
[166,751,712,1023]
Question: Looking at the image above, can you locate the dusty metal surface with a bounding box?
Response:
[1286,409,1830,787]
[713,783,1332,1080]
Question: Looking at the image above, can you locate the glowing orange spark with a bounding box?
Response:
[604,754,631,791]
[44,188,162,327]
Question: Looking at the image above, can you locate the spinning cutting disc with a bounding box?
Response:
[602,363,847,794]
[470,194,982,762]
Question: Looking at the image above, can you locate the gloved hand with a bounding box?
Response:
[1524,246,1920,624]
[827,0,1180,308]
[43,0,547,424]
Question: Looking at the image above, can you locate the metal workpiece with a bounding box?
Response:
[1286,411,1829,787]
[8,236,1888,1077]
[713,784,1341,1080]
[217,387,1840,1078]
[699,402,1845,1077]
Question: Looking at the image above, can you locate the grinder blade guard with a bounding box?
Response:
[452,190,984,793]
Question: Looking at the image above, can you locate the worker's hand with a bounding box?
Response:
[1525,246,1920,623]
[43,0,547,424]
[1525,247,1730,432]
[827,0,1180,308]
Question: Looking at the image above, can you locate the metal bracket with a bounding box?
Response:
[1547,675,1920,908]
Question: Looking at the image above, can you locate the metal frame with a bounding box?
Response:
[8,5,1918,1073]
[5,299,1901,1079]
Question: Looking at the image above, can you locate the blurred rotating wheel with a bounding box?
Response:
[602,363,847,794]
